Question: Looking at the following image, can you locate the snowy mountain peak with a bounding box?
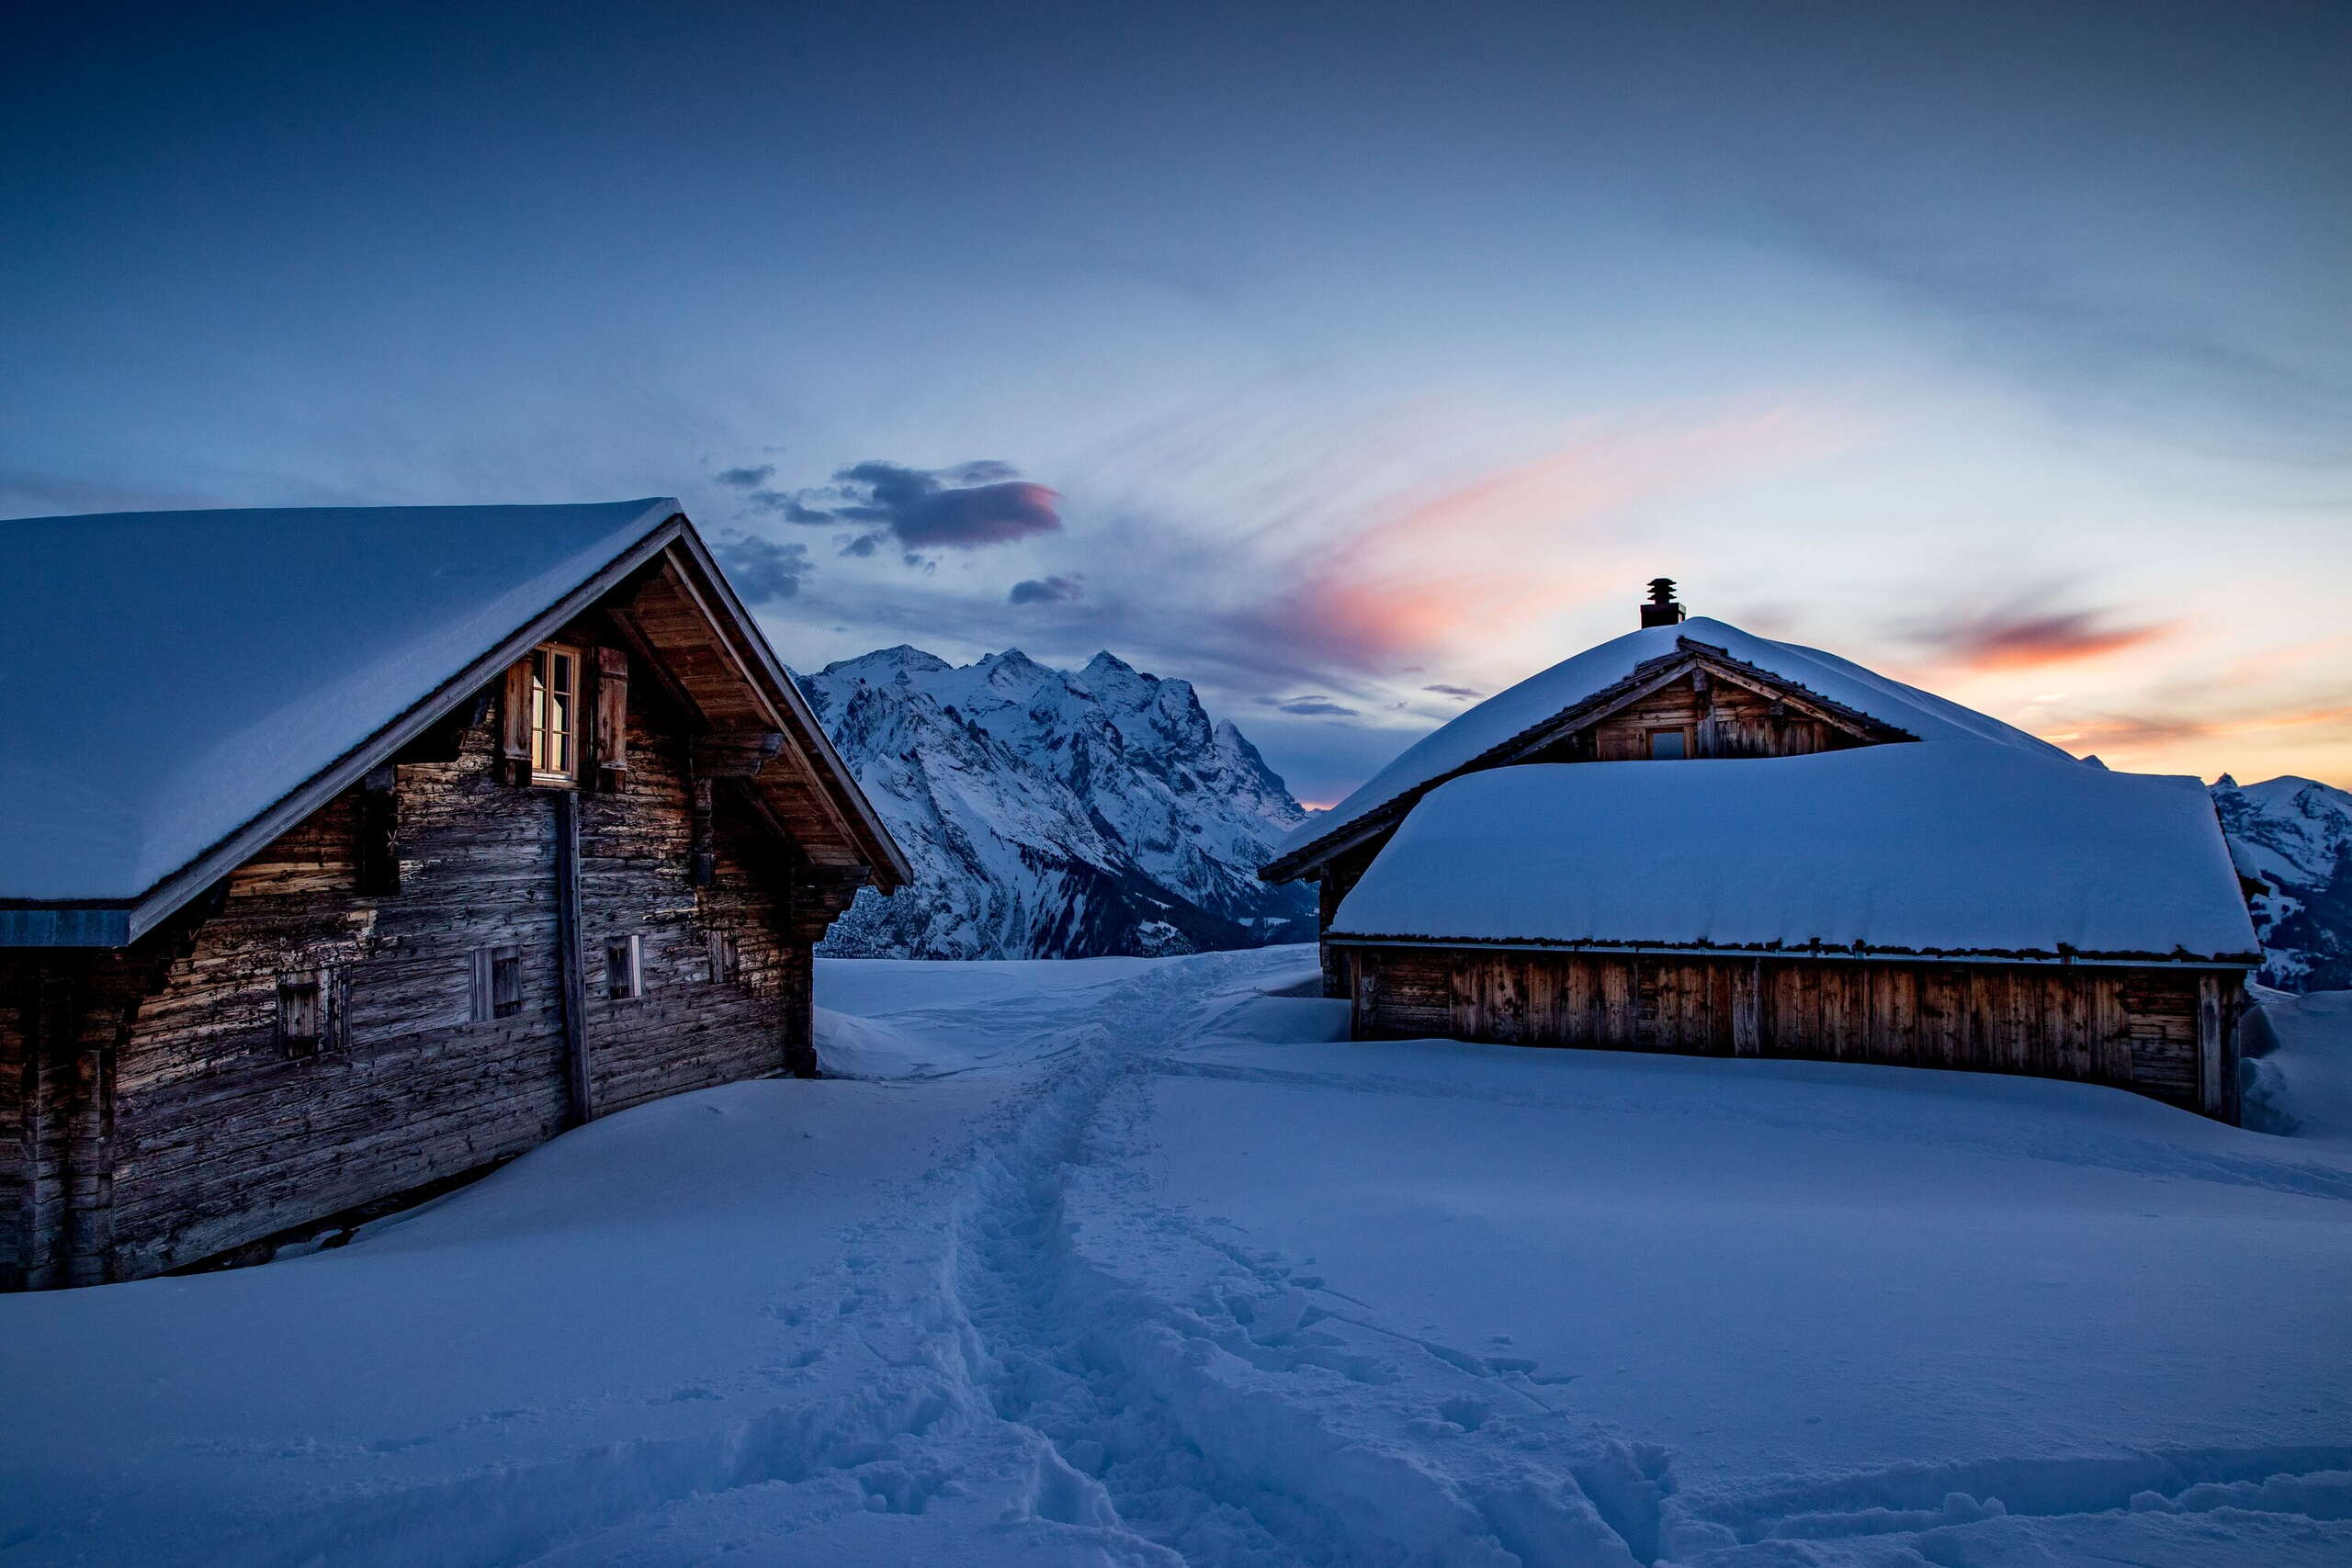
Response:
[2212,773,2352,991]
[819,644,955,682]
[798,647,1314,958]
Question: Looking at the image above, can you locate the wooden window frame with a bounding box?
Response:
[1646,726,1691,761]
[471,944,524,1022]
[707,928,741,987]
[277,969,340,1058]
[606,931,644,1001]
[528,643,582,785]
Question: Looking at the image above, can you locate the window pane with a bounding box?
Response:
[532,646,578,777]
[1648,728,1686,760]
[607,936,634,999]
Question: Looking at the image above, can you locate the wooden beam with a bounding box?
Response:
[691,731,786,778]
[553,792,593,1126]
[1692,667,1721,759]
[356,764,400,897]
[2198,973,2225,1120]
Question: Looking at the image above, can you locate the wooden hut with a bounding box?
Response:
[0,499,910,1290]
[1261,582,2261,1120]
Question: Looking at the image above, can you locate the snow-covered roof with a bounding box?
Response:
[1329,746,2260,964]
[0,500,683,910]
[1272,616,2074,873]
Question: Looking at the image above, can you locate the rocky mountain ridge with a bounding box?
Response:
[2214,773,2352,992]
[797,646,1314,959]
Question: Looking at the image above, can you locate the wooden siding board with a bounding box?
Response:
[1338,945,2243,1117]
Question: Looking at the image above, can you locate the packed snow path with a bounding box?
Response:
[3,948,2349,1566]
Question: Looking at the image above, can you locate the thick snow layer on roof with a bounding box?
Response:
[1280,615,2074,862]
[1332,745,2259,960]
[0,499,679,901]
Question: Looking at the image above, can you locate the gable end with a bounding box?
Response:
[1262,637,1918,884]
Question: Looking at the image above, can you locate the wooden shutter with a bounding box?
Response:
[594,646,630,785]
[500,660,533,783]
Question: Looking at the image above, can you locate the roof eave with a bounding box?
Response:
[661,526,914,890]
[1324,932,2263,969]
[1,505,694,948]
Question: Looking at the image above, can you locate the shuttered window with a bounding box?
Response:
[606,933,643,1000]
[471,944,524,1021]
[707,929,741,986]
[277,970,340,1056]
[529,644,580,781]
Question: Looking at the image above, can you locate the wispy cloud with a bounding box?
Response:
[1264,695,1360,716]
[756,459,1062,553]
[713,534,812,604]
[1423,682,1485,698]
[1010,575,1083,605]
[1241,401,1864,674]
[1896,592,2173,671]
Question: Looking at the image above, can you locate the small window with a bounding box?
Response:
[277,974,328,1057]
[471,944,524,1021]
[529,644,580,782]
[1646,728,1688,760]
[606,932,643,1000]
[707,929,741,987]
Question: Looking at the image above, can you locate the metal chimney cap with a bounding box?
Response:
[1640,577,1686,627]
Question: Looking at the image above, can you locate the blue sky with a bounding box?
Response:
[6,1,2346,798]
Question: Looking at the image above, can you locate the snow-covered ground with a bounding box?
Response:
[4,947,2349,1566]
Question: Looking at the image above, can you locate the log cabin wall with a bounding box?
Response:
[44,643,820,1285]
[0,952,151,1290]
[1338,943,2245,1118]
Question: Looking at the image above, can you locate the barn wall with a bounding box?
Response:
[0,965,28,1290]
[1339,944,2243,1116]
[94,671,812,1283]
[0,953,149,1290]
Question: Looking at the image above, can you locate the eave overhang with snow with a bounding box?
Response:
[1324,749,2264,970]
[0,499,910,946]
[1261,619,2073,885]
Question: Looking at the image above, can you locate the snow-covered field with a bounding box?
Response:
[4,947,2349,1566]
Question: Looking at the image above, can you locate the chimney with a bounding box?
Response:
[1640,577,1686,628]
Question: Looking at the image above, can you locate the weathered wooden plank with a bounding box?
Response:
[1337,944,2241,1120]
[2197,973,2224,1116]
[1600,959,1635,1049]
[553,790,592,1127]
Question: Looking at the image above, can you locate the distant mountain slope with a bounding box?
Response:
[2215,774,2352,992]
[797,647,1315,959]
